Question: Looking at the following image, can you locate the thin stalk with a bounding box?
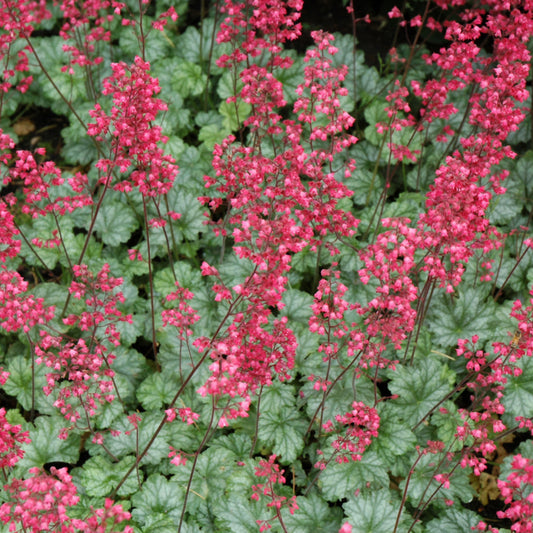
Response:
[110,292,245,497]
[250,384,264,458]
[177,395,218,533]
[143,196,160,371]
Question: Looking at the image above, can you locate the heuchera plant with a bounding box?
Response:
[1,0,533,531]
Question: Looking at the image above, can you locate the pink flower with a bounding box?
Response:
[0,408,31,470]
[0,270,55,333]
[252,455,298,530]
[0,467,132,532]
[88,57,178,197]
[317,402,379,468]
[388,6,402,19]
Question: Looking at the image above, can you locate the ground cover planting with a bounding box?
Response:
[1,0,533,531]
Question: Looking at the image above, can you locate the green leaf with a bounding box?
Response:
[399,451,473,506]
[260,382,296,415]
[134,514,177,533]
[176,18,231,74]
[94,393,124,429]
[137,372,179,410]
[93,200,138,247]
[101,410,170,466]
[386,355,455,427]
[167,190,207,242]
[115,312,145,348]
[18,214,69,269]
[171,60,207,98]
[372,403,417,472]
[209,432,252,460]
[428,288,498,348]
[346,168,384,207]
[280,290,314,325]
[174,522,204,533]
[111,345,152,389]
[319,452,388,501]
[118,20,171,62]
[199,123,230,149]
[363,100,388,146]
[3,355,52,413]
[302,374,375,429]
[217,251,255,287]
[151,60,193,134]
[431,401,472,452]
[343,489,407,533]
[62,134,99,166]
[407,149,441,191]
[217,70,243,100]
[131,473,184,526]
[30,36,85,113]
[61,104,99,165]
[176,145,213,194]
[18,415,80,470]
[511,150,533,211]
[488,173,524,228]
[426,507,484,532]
[80,454,141,497]
[223,460,257,497]
[172,446,238,524]
[277,52,304,104]
[157,327,204,376]
[282,492,342,533]
[381,192,424,220]
[175,23,207,63]
[219,100,252,131]
[503,354,533,422]
[357,66,388,105]
[293,326,320,370]
[499,440,533,480]
[214,497,264,533]
[258,406,306,464]
[498,248,533,296]
[59,234,104,269]
[32,281,69,310]
[154,260,203,298]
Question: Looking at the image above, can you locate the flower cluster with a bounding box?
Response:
[497,454,533,533]
[4,148,93,218]
[87,56,178,197]
[0,270,55,333]
[0,467,80,532]
[35,264,131,427]
[414,0,532,291]
[0,198,20,263]
[57,0,125,73]
[161,283,200,341]
[196,310,297,426]
[309,267,350,366]
[317,401,379,468]
[64,263,132,346]
[168,446,188,467]
[0,0,50,93]
[165,406,199,425]
[347,218,419,371]
[454,336,507,476]
[0,407,30,472]
[251,454,298,531]
[374,0,533,294]
[216,0,302,69]
[201,9,360,424]
[0,467,133,533]
[454,281,533,479]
